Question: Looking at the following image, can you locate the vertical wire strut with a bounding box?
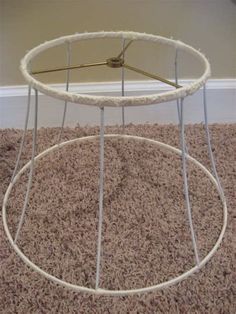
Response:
[58,42,72,142]
[95,107,105,290]
[174,47,181,123]
[11,85,31,182]
[180,98,200,266]
[175,49,188,155]
[203,84,223,196]
[121,38,125,131]
[14,89,38,244]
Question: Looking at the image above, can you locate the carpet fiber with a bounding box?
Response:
[0,124,235,313]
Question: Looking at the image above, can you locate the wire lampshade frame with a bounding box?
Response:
[2,31,227,296]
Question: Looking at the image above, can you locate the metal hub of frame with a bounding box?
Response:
[31,40,181,89]
[106,57,124,68]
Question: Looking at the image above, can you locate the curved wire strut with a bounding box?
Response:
[203,84,223,197]
[14,89,38,244]
[121,38,125,131]
[11,86,31,182]
[95,107,105,290]
[174,47,181,123]
[175,51,188,155]
[180,98,200,266]
[58,42,72,142]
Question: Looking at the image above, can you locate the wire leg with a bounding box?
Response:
[58,42,71,142]
[175,50,188,155]
[95,107,105,290]
[121,38,125,132]
[180,98,200,266]
[14,89,38,244]
[174,48,181,123]
[11,86,31,182]
[203,84,223,197]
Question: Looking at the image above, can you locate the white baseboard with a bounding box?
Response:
[0,79,235,129]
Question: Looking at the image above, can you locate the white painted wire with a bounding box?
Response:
[4,30,227,295]
[14,89,38,244]
[174,47,181,123]
[3,134,227,295]
[121,38,125,131]
[58,42,71,142]
[180,98,200,266]
[20,31,211,107]
[203,84,223,197]
[95,107,105,289]
[11,85,31,182]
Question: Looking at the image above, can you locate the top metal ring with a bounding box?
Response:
[20,31,211,107]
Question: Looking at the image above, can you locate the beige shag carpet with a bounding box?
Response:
[0,124,235,314]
